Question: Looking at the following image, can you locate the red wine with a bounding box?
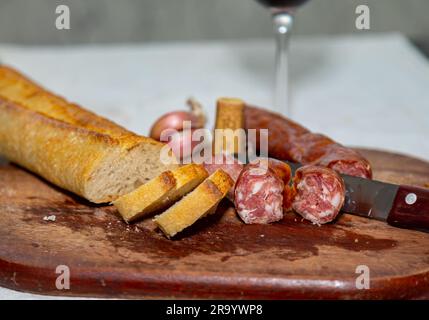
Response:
[256,0,309,8]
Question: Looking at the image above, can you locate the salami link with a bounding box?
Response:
[245,106,372,179]
[234,161,285,224]
[292,165,346,225]
[203,152,244,200]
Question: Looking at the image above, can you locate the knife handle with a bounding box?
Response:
[387,185,429,232]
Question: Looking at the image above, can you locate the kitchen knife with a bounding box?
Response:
[286,161,429,232]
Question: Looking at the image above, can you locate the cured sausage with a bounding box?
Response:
[234,160,286,224]
[244,106,372,179]
[203,152,244,200]
[250,158,291,184]
[292,165,346,225]
[248,157,294,211]
[289,133,371,179]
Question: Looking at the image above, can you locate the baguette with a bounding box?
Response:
[214,97,245,155]
[114,164,208,222]
[154,169,234,238]
[0,66,178,203]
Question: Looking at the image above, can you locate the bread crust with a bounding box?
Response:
[113,170,177,222]
[113,164,208,222]
[0,66,176,203]
[0,66,161,150]
[154,169,234,238]
[214,97,245,155]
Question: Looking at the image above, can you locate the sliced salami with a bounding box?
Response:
[249,157,293,211]
[292,165,346,225]
[249,158,291,184]
[203,152,244,200]
[234,162,284,224]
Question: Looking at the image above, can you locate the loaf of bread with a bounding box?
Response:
[154,169,233,238]
[114,164,208,222]
[0,66,178,203]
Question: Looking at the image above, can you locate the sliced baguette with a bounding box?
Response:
[154,169,234,238]
[0,66,178,203]
[114,164,208,222]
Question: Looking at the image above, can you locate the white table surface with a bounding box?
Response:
[1,33,429,299]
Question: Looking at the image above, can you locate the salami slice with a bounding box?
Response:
[292,165,346,225]
[245,106,372,179]
[234,162,284,224]
[203,152,244,200]
[249,157,293,211]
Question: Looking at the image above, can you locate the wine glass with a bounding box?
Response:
[256,0,309,117]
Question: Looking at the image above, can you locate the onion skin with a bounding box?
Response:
[166,129,201,161]
[149,111,199,141]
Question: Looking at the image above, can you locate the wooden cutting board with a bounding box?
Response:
[1,149,429,299]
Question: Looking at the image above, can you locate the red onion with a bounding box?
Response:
[150,111,198,141]
[166,129,200,161]
[149,98,206,141]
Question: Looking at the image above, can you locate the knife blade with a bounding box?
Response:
[341,175,398,221]
[285,161,429,232]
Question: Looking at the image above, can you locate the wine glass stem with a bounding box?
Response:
[273,12,293,117]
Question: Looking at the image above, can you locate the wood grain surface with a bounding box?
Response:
[0,149,429,299]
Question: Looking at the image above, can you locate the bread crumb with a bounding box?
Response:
[43,215,56,222]
[94,208,107,219]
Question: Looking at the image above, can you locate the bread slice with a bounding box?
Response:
[214,97,245,155]
[0,66,178,203]
[164,163,208,205]
[113,164,208,222]
[154,169,234,238]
